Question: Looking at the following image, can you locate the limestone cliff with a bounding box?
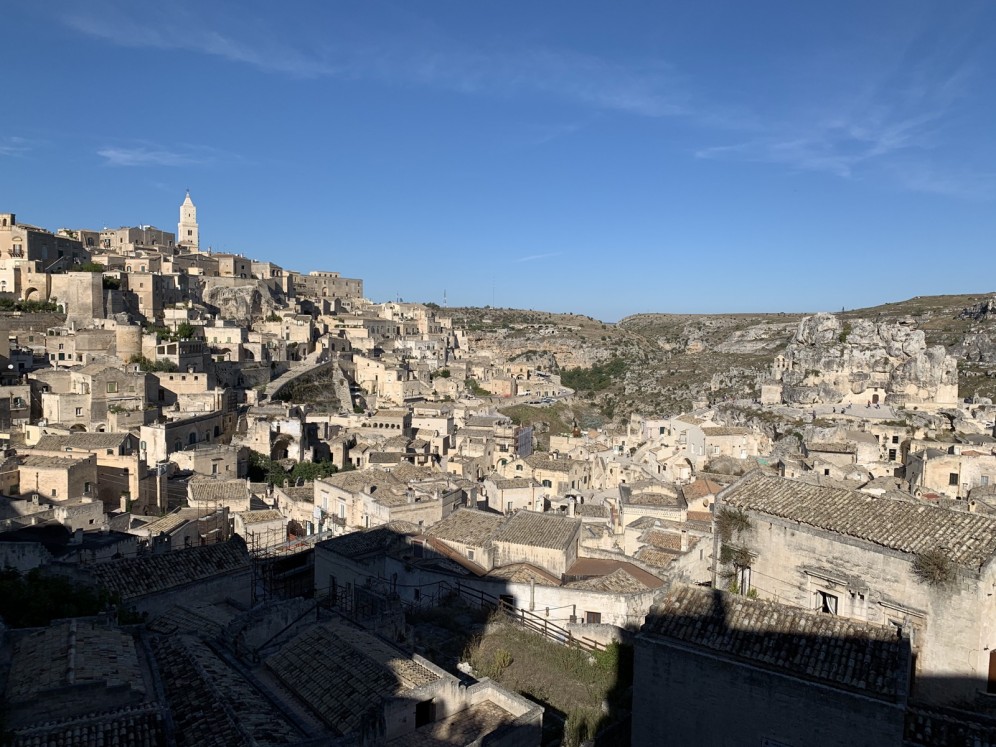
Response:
[777,313,958,406]
[199,279,283,327]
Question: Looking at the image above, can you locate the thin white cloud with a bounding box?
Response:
[694,10,988,195]
[0,136,31,157]
[513,252,563,264]
[59,3,688,118]
[97,143,233,167]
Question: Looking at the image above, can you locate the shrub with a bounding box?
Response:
[913,548,955,587]
[716,507,752,542]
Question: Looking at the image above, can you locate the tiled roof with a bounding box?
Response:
[266,622,439,735]
[318,522,420,557]
[494,510,581,550]
[565,568,650,593]
[574,502,608,518]
[6,621,145,701]
[86,538,250,600]
[566,558,665,589]
[188,478,247,505]
[807,441,855,454]
[151,635,300,746]
[641,529,684,551]
[34,432,131,451]
[643,584,906,699]
[722,471,996,570]
[635,546,679,569]
[391,701,517,746]
[8,705,165,747]
[19,455,81,470]
[486,562,561,586]
[625,491,686,508]
[681,478,725,502]
[490,476,540,490]
[701,426,753,437]
[237,509,285,525]
[426,509,504,547]
[140,508,198,536]
[524,455,576,473]
[318,470,405,495]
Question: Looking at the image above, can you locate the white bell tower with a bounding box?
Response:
[178,191,199,250]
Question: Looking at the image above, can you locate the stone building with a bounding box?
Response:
[0,213,90,298]
[633,584,911,746]
[293,270,364,302]
[718,470,996,704]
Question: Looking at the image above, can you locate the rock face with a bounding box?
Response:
[200,279,281,327]
[959,296,996,321]
[776,313,959,406]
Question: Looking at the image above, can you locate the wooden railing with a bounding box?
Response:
[448,581,606,653]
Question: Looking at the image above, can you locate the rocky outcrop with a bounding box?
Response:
[778,313,959,406]
[200,279,282,327]
[959,296,996,321]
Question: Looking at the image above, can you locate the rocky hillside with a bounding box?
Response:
[450,292,996,419]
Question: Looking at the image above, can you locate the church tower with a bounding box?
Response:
[177,191,199,250]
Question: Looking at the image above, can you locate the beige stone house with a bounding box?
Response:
[907,444,996,499]
[718,470,996,704]
[500,453,590,495]
[17,453,98,502]
[483,476,543,514]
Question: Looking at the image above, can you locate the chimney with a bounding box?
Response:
[680,529,689,552]
[567,496,576,517]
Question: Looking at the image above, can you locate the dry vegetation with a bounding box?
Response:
[464,619,632,746]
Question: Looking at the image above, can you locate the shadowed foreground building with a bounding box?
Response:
[633,584,912,746]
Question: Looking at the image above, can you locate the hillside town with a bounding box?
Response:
[2,196,996,746]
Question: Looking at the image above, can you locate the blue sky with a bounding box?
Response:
[2,1,995,321]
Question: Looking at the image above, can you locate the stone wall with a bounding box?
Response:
[632,635,906,746]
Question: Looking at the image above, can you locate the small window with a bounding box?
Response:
[949,473,959,486]
[888,449,897,461]
[106,381,118,393]
[892,435,900,444]
[84,482,91,493]
[823,469,830,476]
[585,611,602,624]
[816,591,838,615]
[75,407,83,417]
[467,548,475,561]
[51,489,57,498]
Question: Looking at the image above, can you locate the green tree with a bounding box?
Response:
[289,460,339,482]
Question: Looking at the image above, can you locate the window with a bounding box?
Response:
[84,482,91,493]
[888,449,897,461]
[211,464,218,475]
[585,611,602,624]
[949,473,959,486]
[106,381,118,393]
[983,476,991,487]
[467,548,475,561]
[338,503,345,519]
[75,407,83,417]
[51,489,57,498]
[816,591,838,615]
[824,469,830,476]
[892,435,900,444]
